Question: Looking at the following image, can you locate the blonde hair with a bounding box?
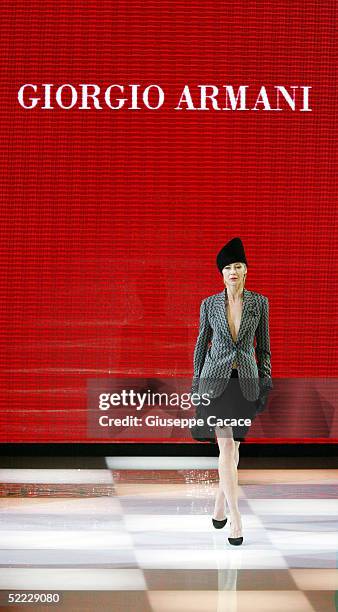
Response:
[242,263,247,289]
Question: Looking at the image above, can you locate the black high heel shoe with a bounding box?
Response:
[228,521,243,545]
[212,517,228,529]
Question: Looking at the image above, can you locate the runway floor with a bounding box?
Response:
[0,462,337,611]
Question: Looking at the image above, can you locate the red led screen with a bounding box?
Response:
[0,1,336,442]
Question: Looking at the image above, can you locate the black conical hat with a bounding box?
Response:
[216,237,248,274]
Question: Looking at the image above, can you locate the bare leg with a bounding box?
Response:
[215,426,242,538]
[234,441,240,467]
[213,440,240,520]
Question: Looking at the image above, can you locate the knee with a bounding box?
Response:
[219,438,236,459]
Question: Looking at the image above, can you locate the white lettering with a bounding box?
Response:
[175,85,196,110]
[79,84,102,109]
[223,85,249,110]
[252,86,271,111]
[17,84,39,109]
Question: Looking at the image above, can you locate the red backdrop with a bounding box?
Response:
[1,1,336,442]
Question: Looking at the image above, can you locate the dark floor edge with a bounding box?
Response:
[0,443,337,456]
[0,443,336,470]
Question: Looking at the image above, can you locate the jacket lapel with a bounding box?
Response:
[217,287,258,344]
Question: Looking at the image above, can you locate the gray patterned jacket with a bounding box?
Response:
[192,288,272,402]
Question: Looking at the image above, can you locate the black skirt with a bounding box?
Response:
[207,368,258,442]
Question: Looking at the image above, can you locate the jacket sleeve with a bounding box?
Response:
[255,296,273,390]
[191,299,213,393]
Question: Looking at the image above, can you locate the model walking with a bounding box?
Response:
[191,237,272,545]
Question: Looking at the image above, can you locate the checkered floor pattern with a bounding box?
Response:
[0,464,337,611]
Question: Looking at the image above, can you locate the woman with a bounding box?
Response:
[191,237,272,545]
